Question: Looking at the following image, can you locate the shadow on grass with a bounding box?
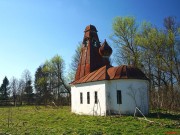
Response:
[148,112,180,121]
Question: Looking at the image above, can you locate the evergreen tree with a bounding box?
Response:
[0,76,10,100]
[34,65,51,105]
[24,80,33,104]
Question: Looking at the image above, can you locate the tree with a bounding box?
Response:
[35,65,51,105]
[34,65,43,104]
[16,79,26,105]
[136,24,167,113]
[49,55,70,104]
[34,55,70,105]
[0,76,10,100]
[163,16,180,110]
[111,16,140,67]
[22,70,33,104]
[68,43,81,82]
[9,77,19,106]
[24,80,33,104]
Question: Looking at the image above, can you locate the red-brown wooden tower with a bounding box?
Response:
[75,25,112,81]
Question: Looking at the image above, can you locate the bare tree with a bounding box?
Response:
[127,85,138,107]
[68,43,81,83]
[21,69,33,104]
[17,79,25,105]
[9,77,18,106]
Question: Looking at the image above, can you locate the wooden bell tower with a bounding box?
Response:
[75,25,104,81]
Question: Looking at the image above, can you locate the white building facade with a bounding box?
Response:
[71,79,149,116]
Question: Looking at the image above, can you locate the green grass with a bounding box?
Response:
[0,106,179,135]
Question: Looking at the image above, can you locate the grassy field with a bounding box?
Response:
[0,106,179,135]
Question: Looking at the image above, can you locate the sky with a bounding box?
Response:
[0,0,180,84]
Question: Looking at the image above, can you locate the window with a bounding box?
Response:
[87,92,90,104]
[94,91,98,104]
[117,90,122,104]
[80,92,83,104]
[92,39,97,47]
[83,39,88,47]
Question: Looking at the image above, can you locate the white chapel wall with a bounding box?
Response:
[105,79,149,115]
[71,81,107,116]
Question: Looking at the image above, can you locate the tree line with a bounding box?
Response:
[0,70,33,106]
[0,55,70,106]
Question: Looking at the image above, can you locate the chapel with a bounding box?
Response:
[71,25,149,116]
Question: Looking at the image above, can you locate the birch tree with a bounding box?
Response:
[111,16,141,67]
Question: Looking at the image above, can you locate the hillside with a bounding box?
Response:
[0,106,179,135]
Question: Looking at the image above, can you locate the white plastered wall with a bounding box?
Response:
[71,81,106,116]
[105,79,149,115]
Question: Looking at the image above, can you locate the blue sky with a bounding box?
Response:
[0,0,180,83]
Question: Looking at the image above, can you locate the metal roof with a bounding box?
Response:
[71,65,148,85]
[84,24,97,32]
[99,40,112,57]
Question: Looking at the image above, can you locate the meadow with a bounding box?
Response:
[0,106,179,135]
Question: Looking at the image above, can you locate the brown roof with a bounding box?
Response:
[71,65,148,85]
[84,24,97,32]
[99,40,112,57]
[72,65,109,85]
[107,65,147,80]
